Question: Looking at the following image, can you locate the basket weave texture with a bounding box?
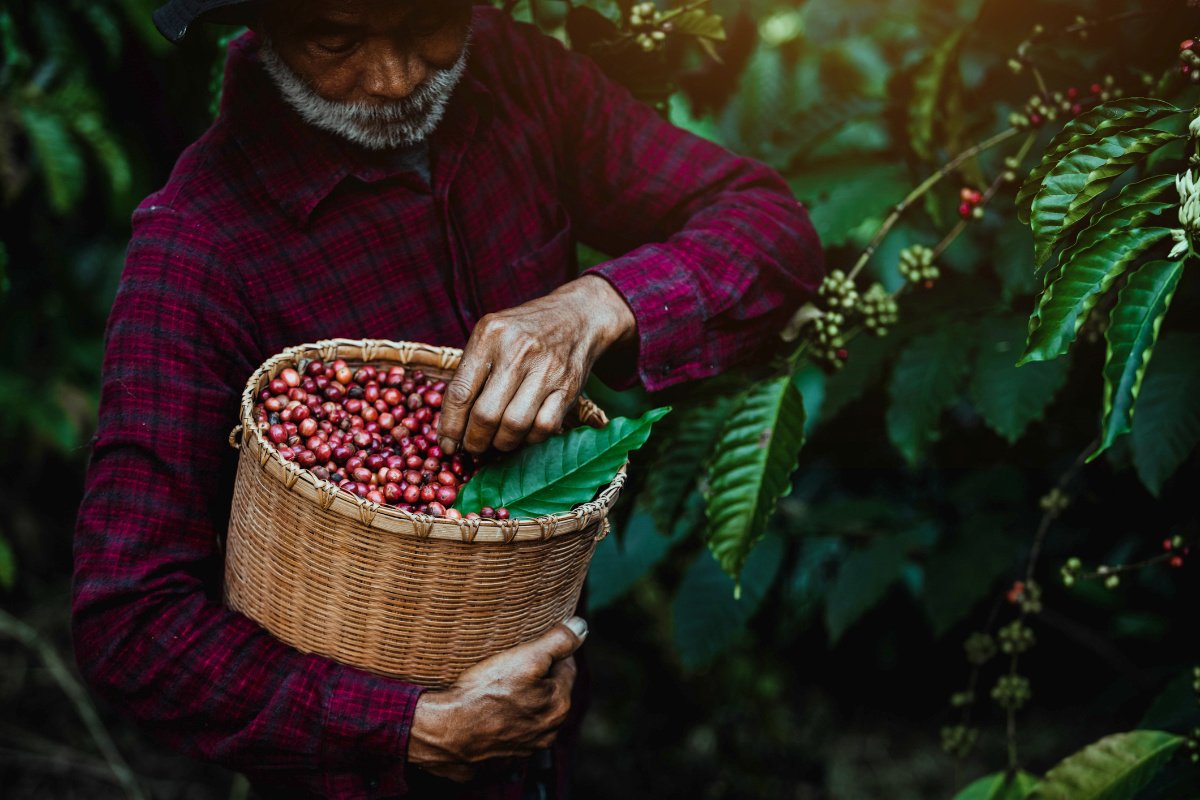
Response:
[224,339,622,688]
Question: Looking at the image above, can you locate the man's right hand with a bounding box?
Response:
[407,617,587,782]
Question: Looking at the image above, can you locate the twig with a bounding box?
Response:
[0,609,146,800]
[847,128,1020,281]
[1024,438,1097,584]
[1077,551,1178,580]
[1061,8,1160,37]
[934,133,1037,260]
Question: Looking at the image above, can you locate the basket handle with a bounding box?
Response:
[228,424,243,450]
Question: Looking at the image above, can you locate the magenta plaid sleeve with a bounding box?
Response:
[517,24,824,392]
[73,209,423,798]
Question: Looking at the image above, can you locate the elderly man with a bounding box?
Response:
[72,0,822,797]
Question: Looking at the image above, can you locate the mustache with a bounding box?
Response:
[257,37,470,149]
[333,72,456,122]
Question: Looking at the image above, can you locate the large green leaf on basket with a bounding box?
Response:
[1029,129,1179,268]
[1131,334,1200,496]
[1021,227,1172,365]
[704,374,805,578]
[645,396,735,533]
[1094,259,1185,459]
[970,315,1070,444]
[1029,730,1184,800]
[886,326,973,465]
[672,533,783,670]
[457,407,671,517]
[1017,98,1182,222]
[953,771,1039,800]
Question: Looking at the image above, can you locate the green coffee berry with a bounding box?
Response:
[940,724,979,759]
[991,674,1032,711]
[964,632,997,665]
[898,245,938,286]
[998,620,1036,655]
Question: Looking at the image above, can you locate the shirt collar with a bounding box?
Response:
[221,30,493,226]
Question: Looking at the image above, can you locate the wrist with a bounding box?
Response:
[408,689,461,766]
[571,274,637,352]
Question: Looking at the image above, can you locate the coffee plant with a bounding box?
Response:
[552,0,1200,795]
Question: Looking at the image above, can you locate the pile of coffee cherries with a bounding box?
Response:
[252,359,509,521]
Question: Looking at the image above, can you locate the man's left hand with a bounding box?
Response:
[437,275,636,456]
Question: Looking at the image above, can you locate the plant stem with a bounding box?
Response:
[951,436,1097,777]
[1025,439,1097,584]
[847,128,1020,281]
[1061,8,1160,37]
[1079,550,1181,580]
[933,133,1038,260]
[0,609,146,800]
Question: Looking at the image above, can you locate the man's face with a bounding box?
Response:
[256,0,473,148]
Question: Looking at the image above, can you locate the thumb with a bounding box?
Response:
[527,617,588,667]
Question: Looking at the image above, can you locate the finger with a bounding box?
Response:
[549,653,578,686]
[461,362,525,455]
[534,618,588,666]
[499,618,586,681]
[491,374,547,452]
[534,731,561,750]
[438,347,492,455]
[523,387,574,445]
[548,655,578,711]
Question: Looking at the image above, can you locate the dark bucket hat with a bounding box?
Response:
[152,0,256,43]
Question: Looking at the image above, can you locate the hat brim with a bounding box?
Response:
[153,0,257,43]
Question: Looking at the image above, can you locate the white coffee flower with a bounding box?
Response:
[1170,167,1200,259]
[1169,229,1189,260]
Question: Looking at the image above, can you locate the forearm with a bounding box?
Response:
[583,167,823,391]
[540,24,822,391]
[73,452,424,794]
[75,207,425,796]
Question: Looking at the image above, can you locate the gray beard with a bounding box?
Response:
[259,40,468,150]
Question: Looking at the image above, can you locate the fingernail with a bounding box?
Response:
[439,437,455,455]
[565,616,588,640]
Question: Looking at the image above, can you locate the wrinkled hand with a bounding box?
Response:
[407,618,588,782]
[437,275,636,456]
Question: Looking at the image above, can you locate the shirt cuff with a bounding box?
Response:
[585,247,711,393]
[321,664,425,797]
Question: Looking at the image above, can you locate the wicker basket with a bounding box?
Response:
[224,338,622,688]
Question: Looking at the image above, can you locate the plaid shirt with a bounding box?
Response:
[72,7,822,799]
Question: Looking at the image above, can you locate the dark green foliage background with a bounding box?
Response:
[1,0,1198,797]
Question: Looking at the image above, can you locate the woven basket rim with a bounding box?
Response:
[235,337,625,544]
